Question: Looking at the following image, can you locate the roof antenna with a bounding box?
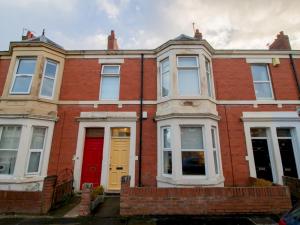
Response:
[42,29,45,36]
[192,22,195,33]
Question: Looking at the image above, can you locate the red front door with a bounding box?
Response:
[80,137,104,189]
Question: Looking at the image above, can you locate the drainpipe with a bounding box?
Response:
[138,54,144,187]
[289,54,300,99]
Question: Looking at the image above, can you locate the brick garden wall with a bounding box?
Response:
[120,176,292,216]
[0,176,56,214]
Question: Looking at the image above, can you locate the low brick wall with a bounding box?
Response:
[0,176,56,214]
[120,176,292,216]
[283,176,300,199]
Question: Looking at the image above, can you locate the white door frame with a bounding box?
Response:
[73,120,136,191]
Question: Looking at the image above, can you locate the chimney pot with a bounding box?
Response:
[22,31,35,41]
[269,31,291,50]
[107,30,119,50]
[194,29,202,40]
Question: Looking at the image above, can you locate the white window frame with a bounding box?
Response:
[176,56,201,96]
[99,65,121,100]
[0,125,22,176]
[180,125,207,177]
[10,58,37,95]
[251,64,274,100]
[161,126,172,176]
[211,126,220,175]
[25,126,47,175]
[39,59,59,99]
[160,58,170,98]
[205,58,214,98]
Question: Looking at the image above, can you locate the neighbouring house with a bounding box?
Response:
[0,29,299,214]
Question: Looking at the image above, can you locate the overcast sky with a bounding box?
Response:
[0,0,299,51]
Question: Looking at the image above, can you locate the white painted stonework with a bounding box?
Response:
[242,111,300,184]
[73,112,137,191]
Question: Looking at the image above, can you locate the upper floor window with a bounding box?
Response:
[160,58,170,97]
[251,64,273,99]
[100,65,120,100]
[10,58,36,94]
[40,59,58,99]
[205,58,213,98]
[177,56,200,96]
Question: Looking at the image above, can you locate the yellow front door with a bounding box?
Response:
[108,128,130,191]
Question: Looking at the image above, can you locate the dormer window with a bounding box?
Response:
[160,58,170,97]
[10,58,37,94]
[177,56,200,96]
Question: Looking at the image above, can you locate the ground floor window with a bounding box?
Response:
[157,118,223,187]
[0,118,54,181]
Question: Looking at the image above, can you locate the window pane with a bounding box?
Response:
[182,151,205,175]
[17,59,36,74]
[162,72,170,97]
[181,127,203,149]
[211,128,216,148]
[41,77,54,97]
[213,151,219,174]
[178,69,199,96]
[30,127,46,149]
[161,59,169,73]
[163,151,172,174]
[101,76,119,100]
[277,128,292,137]
[254,83,272,99]
[206,60,212,97]
[27,152,41,173]
[0,126,21,149]
[163,128,171,148]
[111,128,130,137]
[102,65,119,74]
[250,128,267,137]
[12,76,32,93]
[251,65,269,81]
[178,57,197,67]
[44,61,57,78]
[0,151,17,175]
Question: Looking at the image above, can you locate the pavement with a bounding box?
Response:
[0,196,281,225]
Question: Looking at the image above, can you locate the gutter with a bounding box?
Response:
[289,54,300,99]
[138,54,144,187]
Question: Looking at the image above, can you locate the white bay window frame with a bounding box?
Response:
[160,58,170,98]
[10,58,37,95]
[39,59,59,99]
[177,56,201,96]
[157,118,224,187]
[161,126,172,176]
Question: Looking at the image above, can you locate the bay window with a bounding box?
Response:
[10,58,37,94]
[0,126,21,175]
[100,65,120,100]
[177,56,200,96]
[160,58,170,97]
[205,58,213,98]
[211,126,219,175]
[40,60,58,99]
[251,64,273,99]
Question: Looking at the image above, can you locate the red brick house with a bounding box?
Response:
[0,30,299,214]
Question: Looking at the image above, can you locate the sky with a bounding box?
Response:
[0,0,300,51]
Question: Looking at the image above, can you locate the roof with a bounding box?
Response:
[173,34,196,41]
[24,34,64,49]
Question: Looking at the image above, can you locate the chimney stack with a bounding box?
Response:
[269,31,291,50]
[107,30,119,50]
[194,29,202,40]
[22,31,35,41]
